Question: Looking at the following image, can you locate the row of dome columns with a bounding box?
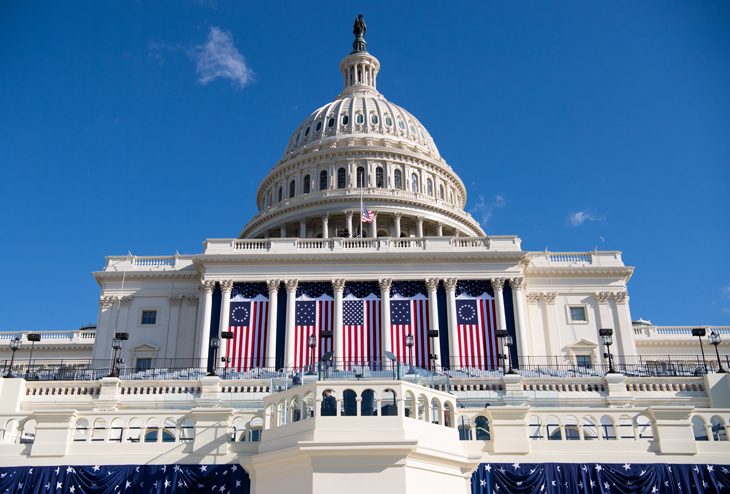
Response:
[195,277,531,369]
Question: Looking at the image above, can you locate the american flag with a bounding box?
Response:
[227,297,269,371]
[361,205,374,223]
[294,298,334,369]
[342,298,381,365]
[456,296,498,369]
[390,295,432,369]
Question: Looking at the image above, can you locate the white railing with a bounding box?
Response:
[634,326,730,338]
[451,238,489,248]
[550,253,592,264]
[0,330,95,343]
[343,238,379,249]
[132,256,174,268]
[297,239,332,249]
[233,239,271,250]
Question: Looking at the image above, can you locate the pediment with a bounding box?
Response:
[565,339,598,350]
[130,342,160,352]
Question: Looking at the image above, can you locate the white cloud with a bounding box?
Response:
[189,27,254,89]
[470,194,507,226]
[722,284,730,300]
[568,209,605,226]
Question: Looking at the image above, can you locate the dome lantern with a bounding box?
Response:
[340,15,379,97]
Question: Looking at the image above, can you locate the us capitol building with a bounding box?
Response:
[1,17,728,494]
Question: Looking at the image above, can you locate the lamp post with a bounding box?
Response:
[208,337,220,377]
[495,329,509,375]
[4,337,21,378]
[219,331,233,379]
[306,334,317,375]
[26,333,41,380]
[692,327,707,374]
[405,333,415,374]
[504,335,516,374]
[710,331,726,373]
[599,328,616,374]
[108,332,128,378]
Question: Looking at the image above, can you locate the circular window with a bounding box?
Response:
[398,120,405,130]
[385,117,392,126]
[342,115,349,125]
[328,118,335,127]
[315,122,322,131]
[371,115,378,124]
[304,126,310,137]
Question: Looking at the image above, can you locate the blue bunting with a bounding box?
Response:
[296,282,334,298]
[456,280,493,298]
[0,464,250,494]
[344,281,380,298]
[472,462,730,494]
[391,280,426,297]
[232,282,269,299]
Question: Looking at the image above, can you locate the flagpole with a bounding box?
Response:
[360,185,363,238]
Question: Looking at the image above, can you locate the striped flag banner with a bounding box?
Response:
[227,294,269,371]
[294,296,334,369]
[390,294,432,369]
[342,296,381,367]
[455,294,498,369]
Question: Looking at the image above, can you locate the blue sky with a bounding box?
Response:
[0,1,728,331]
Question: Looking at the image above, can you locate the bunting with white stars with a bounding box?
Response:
[455,281,498,370]
[390,281,432,369]
[471,462,730,494]
[342,282,382,367]
[295,284,334,369]
[228,283,269,371]
[0,464,250,494]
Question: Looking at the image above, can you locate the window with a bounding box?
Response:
[315,121,321,131]
[303,175,311,194]
[356,114,364,124]
[371,115,378,124]
[337,168,346,189]
[278,186,283,202]
[546,416,561,440]
[528,416,543,440]
[576,355,592,369]
[411,173,418,193]
[420,130,425,140]
[375,167,384,188]
[328,118,335,127]
[141,310,157,325]
[439,185,444,200]
[427,179,433,196]
[410,124,415,134]
[289,180,296,198]
[304,126,310,137]
[398,120,405,130]
[394,169,402,189]
[569,307,586,322]
[565,416,580,440]
[475,416,490,441]
[319,170,328,191]
[385,117,392,126]
[295,132,300,142]
[356,166,365,188]
[342,115,349,125]
[136,358,152,372]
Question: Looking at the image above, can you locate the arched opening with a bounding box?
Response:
[375,167,384,188]
[711,415,727,441]
[319,170,328,191]
[600,416,616,440]
[636,415,653,439]
[546,416,561,440]
[321,389,337,416]
[417,395,428,421]
[411,173,418,193]
[565,416,580,440]
[443,402,453,427]
[303,391,315,419]
[439,184,444,200]
[278,186,283,202]
[73,419,89,442]
[343,389,357,416]
[249,417,263,442]
[619,415,634,439]
[394,169,402,189]
[458,417,472,440]
[356,166,365,188]
[303,175,311,194]
[430,398,442,424]
[381,389,397,416]
[528,416,543,440]
[427,179,433,196]
[475,416,490,440]
[180,418,195,442]
[291,396,302,422]
[361,389,376,416]
[231,417,247,442]
[162,418,176,443]
[144,418,160,442]
[337,168,346,189]
[583,416,598,440]
[289,180,296,199]
[109,419,124,443]
[91,418,107,442]
[127,418,142,443]
[692,416,709,441]
[20,419,36,445]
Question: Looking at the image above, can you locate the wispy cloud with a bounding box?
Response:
[568,209,605,226]
[722,284,730,300]
[470,194,507,226]
[189,27,254,89]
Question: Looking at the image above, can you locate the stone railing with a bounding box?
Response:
[634,325,730,337]
[0,330,96,344]
[103,253,196,271]
[528,250,625,268]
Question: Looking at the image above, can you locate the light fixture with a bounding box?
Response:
[4,337,21,378]
[599,328,616,374]
[405,333,415,374]
[710,331,726,373]
[692,327,708,374]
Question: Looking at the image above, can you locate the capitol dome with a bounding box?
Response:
[240,24,484,240]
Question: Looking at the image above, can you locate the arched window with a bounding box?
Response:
[289,180,296,199]
[315,121,321,132]
[342,115,349,125]
[711,416,728,441]
[109,419,124,442]
[162,418,176,443]
[394,169,402,189]
[439,185,444,200]
[319,170,328,191]
[546,416,561,440]
[411,173,418,193]
[427,179,433,196]
[337,168,346,189]
[356,114,364,124]
[458,417,472,440]
[303,175,311,194]
[381,389,397,416]
[127,418,142,443]
[356,166,365,188]
[361,390,376,416]
[692,416,708,441]
[600,416,616,440]
[375,167,384,188]
[565,416,580,440]
[636,415,653,439]
[528,416,543,440]
[343,390,357,416]
[91,418,107,442]
[371,114,378,124]
[328,118,335,128]
[145,418,159,442]
[278,186,283,202]
[304,126,310,137]
[583,416,598,440]
[475,416,490,440]
[73,419,89,442]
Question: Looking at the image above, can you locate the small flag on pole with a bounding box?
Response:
[361,206,374,223]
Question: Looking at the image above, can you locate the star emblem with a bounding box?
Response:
[69,487,74,494]
[93,466,100,472]
[623,463,631,470]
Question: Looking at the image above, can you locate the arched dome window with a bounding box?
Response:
[315,121,322,132]
[319,170,328,191]
[289,180,296,199]
[356,114,364,124]
[304,126,310,137]
[394,169,402,189]
[427,179,433,196]
[278,186,283,202]
[411,173,419,193]
[328,118,335,128]
[371,115,378,124]
[375,167,384,188]
[337,168,346,189]
[356,167,365,188]
[398,120,405,130]
[303,175,311,194]
[342,115,349,125]
[385,117,392,126]
[439,185,444,200]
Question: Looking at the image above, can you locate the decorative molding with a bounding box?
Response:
[119,296,132,308]
[544,292,558,305]
[612,291,629,304]
[201,280,217,294]
[169,295,184,307]
[219,280,234,294]
[99,296,115,309]
[490,277,505,291]
[424,278,439,292]
[394,212,402,220]
[443,278,458,290]
[345,210,353,219]
[526,292,540,305]
[416,215,425,224]
[186,295,200,306]
[266,279,281,293]
[378,278,392,292]
[595,291,611,304]
[518,255,532,271]
[285,279,299,292]
[509,277,525,290]
[331,278,346,292]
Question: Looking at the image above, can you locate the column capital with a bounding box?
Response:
[526,292,540,305]
[266,279,281,293]
[331,279,346,292]
[424,278,439,292]
[169,295,184,307]
[490,277,505,291]
[299,217,307,225]
[371,210,378,218]
[612,291,629,304]
[508,277,525,290]
[345,210,354,219]
[219,280,234,294]
[416,215,425,224]
[201,280,217,294]
[394,212,403,219]
[595,291,611,304]
[186,295,200,306]
[378,278,392,292]
[544,292,557,304]
[443,278,458,291]
[284,279,299,293]
[99,296,115,309]
[119,296,132,308]
[436,221,444,227]
[518,254,533,271]
[321,213,330,221]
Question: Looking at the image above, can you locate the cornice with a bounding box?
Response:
[524,267,634,281]
[93,271,200,288]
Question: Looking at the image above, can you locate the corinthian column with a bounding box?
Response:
[443,278,458,368]
[394,212,402,238]
[218,280,234,362]
[345,211,353,237]
[425,278,441,368]
[321,213,329,239]
[490,278,507,332]
[370,211,378,238]
[283,279,299,368]
[266,280,280,368]
[299,218,307,239]
[197,280,217,365]
[509,277,531,360]
[332,279,346,367]
[416,216,425,238]
[379,278,392,358]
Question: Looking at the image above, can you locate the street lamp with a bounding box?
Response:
[405,333,415,374]
[219,331,233,379]
[208,337,220,377]
[108,332,128,378]
[599,328,616,374]
[427,329,439,371]
[495,329,509,374]
[692,327,707,374]
[710,331,726,373]
[306,334,317,375]
[504,335,516,374]
[4,337,21,378]
[26,333,41,380]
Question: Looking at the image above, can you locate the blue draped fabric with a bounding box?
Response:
[296,282,334,298]
[471,463,730,494]
[344,281,380,298]
[0,464,250,494]
[391,280,426,297]
[231,282,268,299]
[456,280,494,298]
